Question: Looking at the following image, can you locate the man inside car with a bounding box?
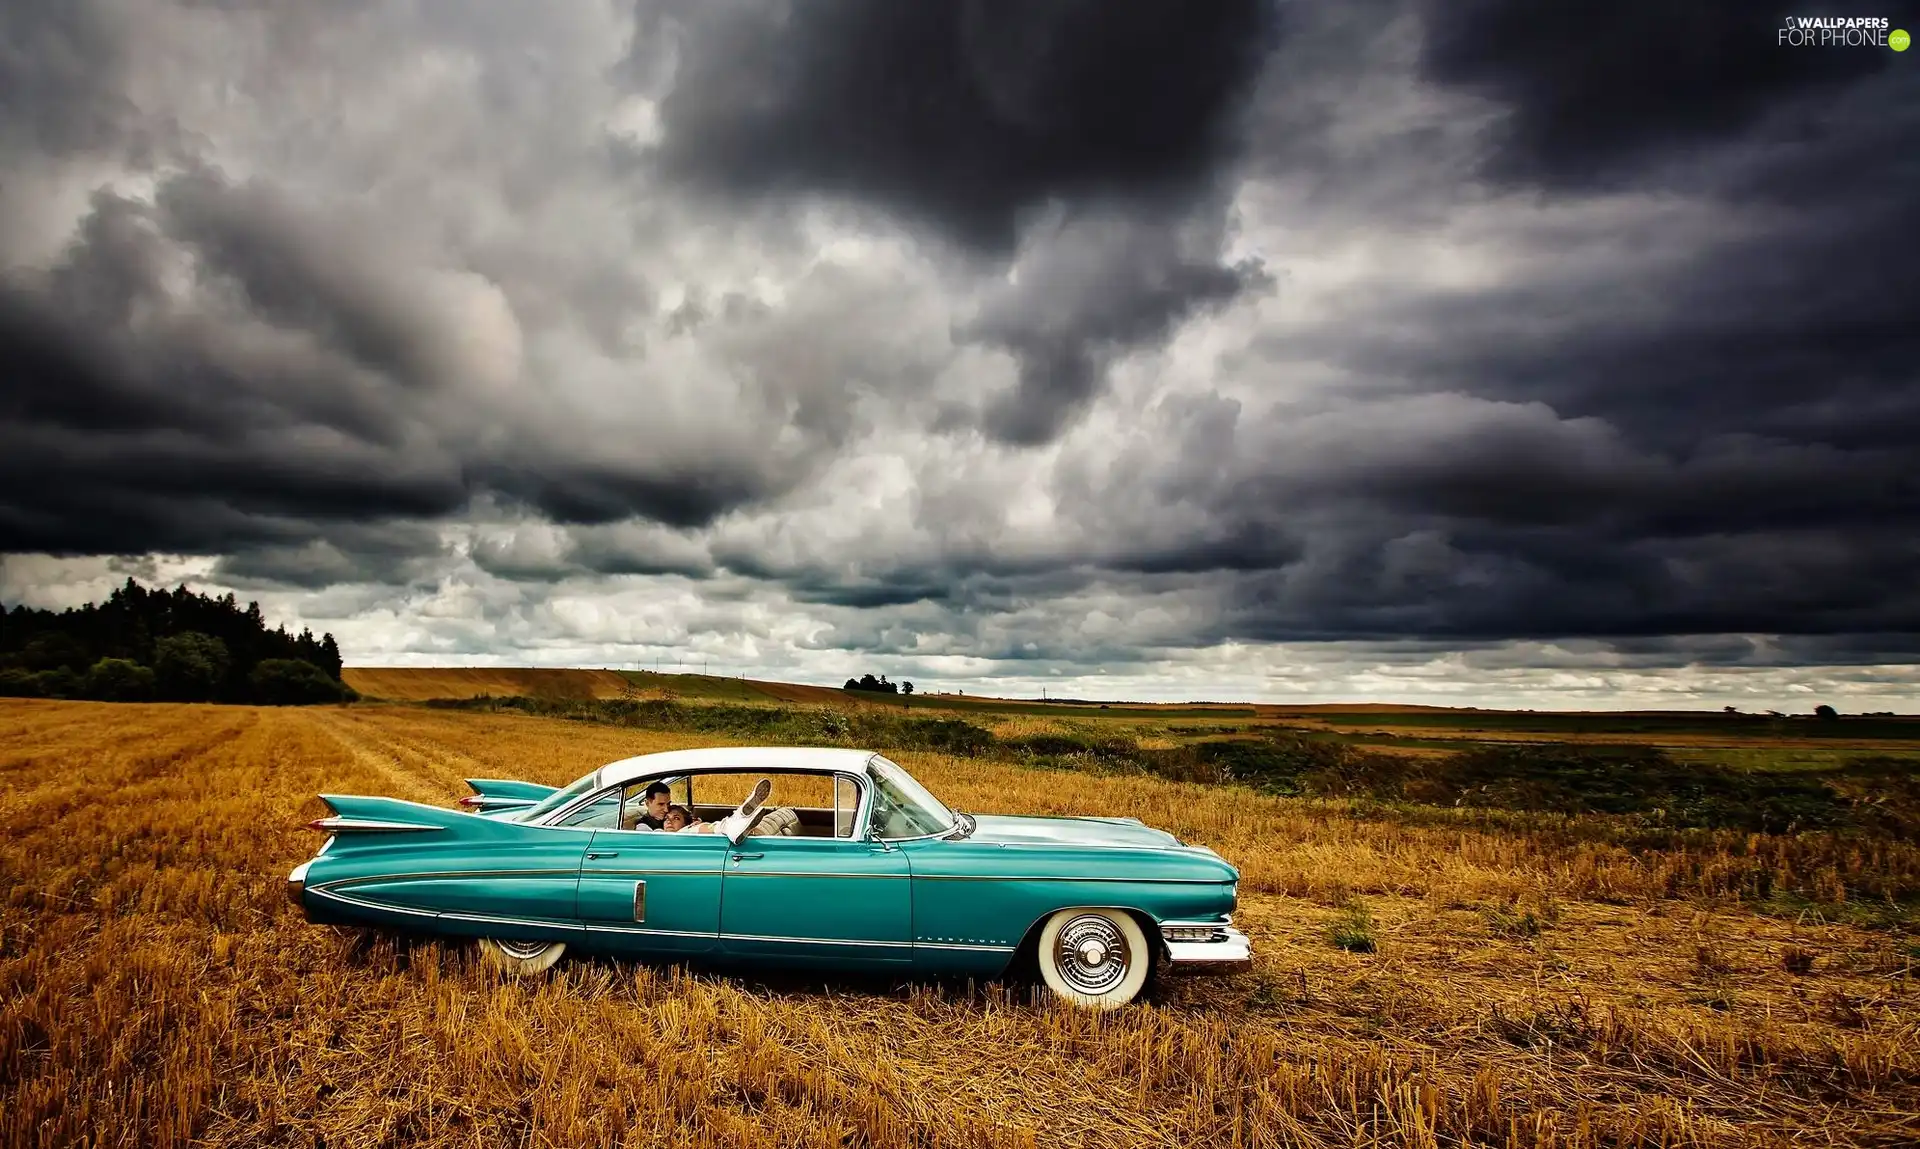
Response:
[624,781,672,830]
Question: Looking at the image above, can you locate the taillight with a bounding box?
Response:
[459,795,483,807]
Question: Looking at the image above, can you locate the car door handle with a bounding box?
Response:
[730,852,763,861]
[586,850,619,860]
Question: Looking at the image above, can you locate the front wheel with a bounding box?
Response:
[477,936,567,976]
[1035,908,1150,1010]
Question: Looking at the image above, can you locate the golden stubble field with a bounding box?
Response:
[1,700,1915,1149]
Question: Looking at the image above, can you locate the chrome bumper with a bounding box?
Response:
[1161,921,1251,970]
[287,860,312,914]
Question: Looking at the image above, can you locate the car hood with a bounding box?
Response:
[961,813,1185,850]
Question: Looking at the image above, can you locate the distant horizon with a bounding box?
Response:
[338,663,1914,718]
[5,4,1915,727]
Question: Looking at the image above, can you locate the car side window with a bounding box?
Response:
[557,787,624,829]
[835,775,859,839]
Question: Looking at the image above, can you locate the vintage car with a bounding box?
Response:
[288,746,1249,1008]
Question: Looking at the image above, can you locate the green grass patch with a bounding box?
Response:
[1327,902,1378,953]
[1752,890,1920,935]
[1480,898,1563,938]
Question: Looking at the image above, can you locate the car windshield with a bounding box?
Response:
[511,771,599,822]
[867,755,958,839]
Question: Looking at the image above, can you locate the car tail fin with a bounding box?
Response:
[457,778,552,812]
[308,794,455,835]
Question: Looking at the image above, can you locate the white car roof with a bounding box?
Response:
[594,745,880,790]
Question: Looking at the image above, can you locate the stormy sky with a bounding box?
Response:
[3,0,1918,709]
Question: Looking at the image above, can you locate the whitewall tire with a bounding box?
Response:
[1036,908,1151,1010]
[478,936,567,976]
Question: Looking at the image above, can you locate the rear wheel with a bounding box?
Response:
[478,936,567,976]
[1035,908,1150,1010]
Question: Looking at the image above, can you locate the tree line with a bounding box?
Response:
[0,579,356,705]
[842,672,913,696]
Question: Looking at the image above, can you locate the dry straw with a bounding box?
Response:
[2,700,1914,1148]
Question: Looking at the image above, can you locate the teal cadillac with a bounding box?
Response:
[289,746,1248,1008]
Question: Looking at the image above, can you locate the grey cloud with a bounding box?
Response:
[0,0,142,159]
[211,523,450,590]
[961,210,1272,444]
[0,161,855,557]
[639,0,1281,443]
[158,171,483,397]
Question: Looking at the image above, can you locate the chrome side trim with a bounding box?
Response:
[306,886,445,923]
[910,883,1213,891]
[460,795,534,811]
[316,869,566,890]
[581,922,709,937]
[307,888,1012,954]
[722,932,913,949]
[310,817,445,834]
[987,841,1204,853]
[311,888,583,935]
[580,867,725,878]
[441,910,579,931]
[713,870,910,880]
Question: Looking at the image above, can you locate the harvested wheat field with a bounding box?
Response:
[341,667,633,702]
[2,699,1915,1149]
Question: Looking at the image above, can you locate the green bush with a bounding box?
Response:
[249,659,356,705]
[154,632,229,701]
[25,667,80,698]
[84,658,155,702]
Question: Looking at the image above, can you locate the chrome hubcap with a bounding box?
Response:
[493,938,550,961]
[1055,915,1128,995]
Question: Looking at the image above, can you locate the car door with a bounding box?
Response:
[575,829,728,956]
[719,835,911,965]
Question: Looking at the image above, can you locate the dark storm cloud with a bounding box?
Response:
[1416,0,1906,189]
[210,523,449,589]
[644,0,1278,252]
[0,182,466,559]
[1101,0,1920,653]
[1388,0,1920,456]
[469,463,778,531]
[641,0,1281,442]
[0,169,810,565]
